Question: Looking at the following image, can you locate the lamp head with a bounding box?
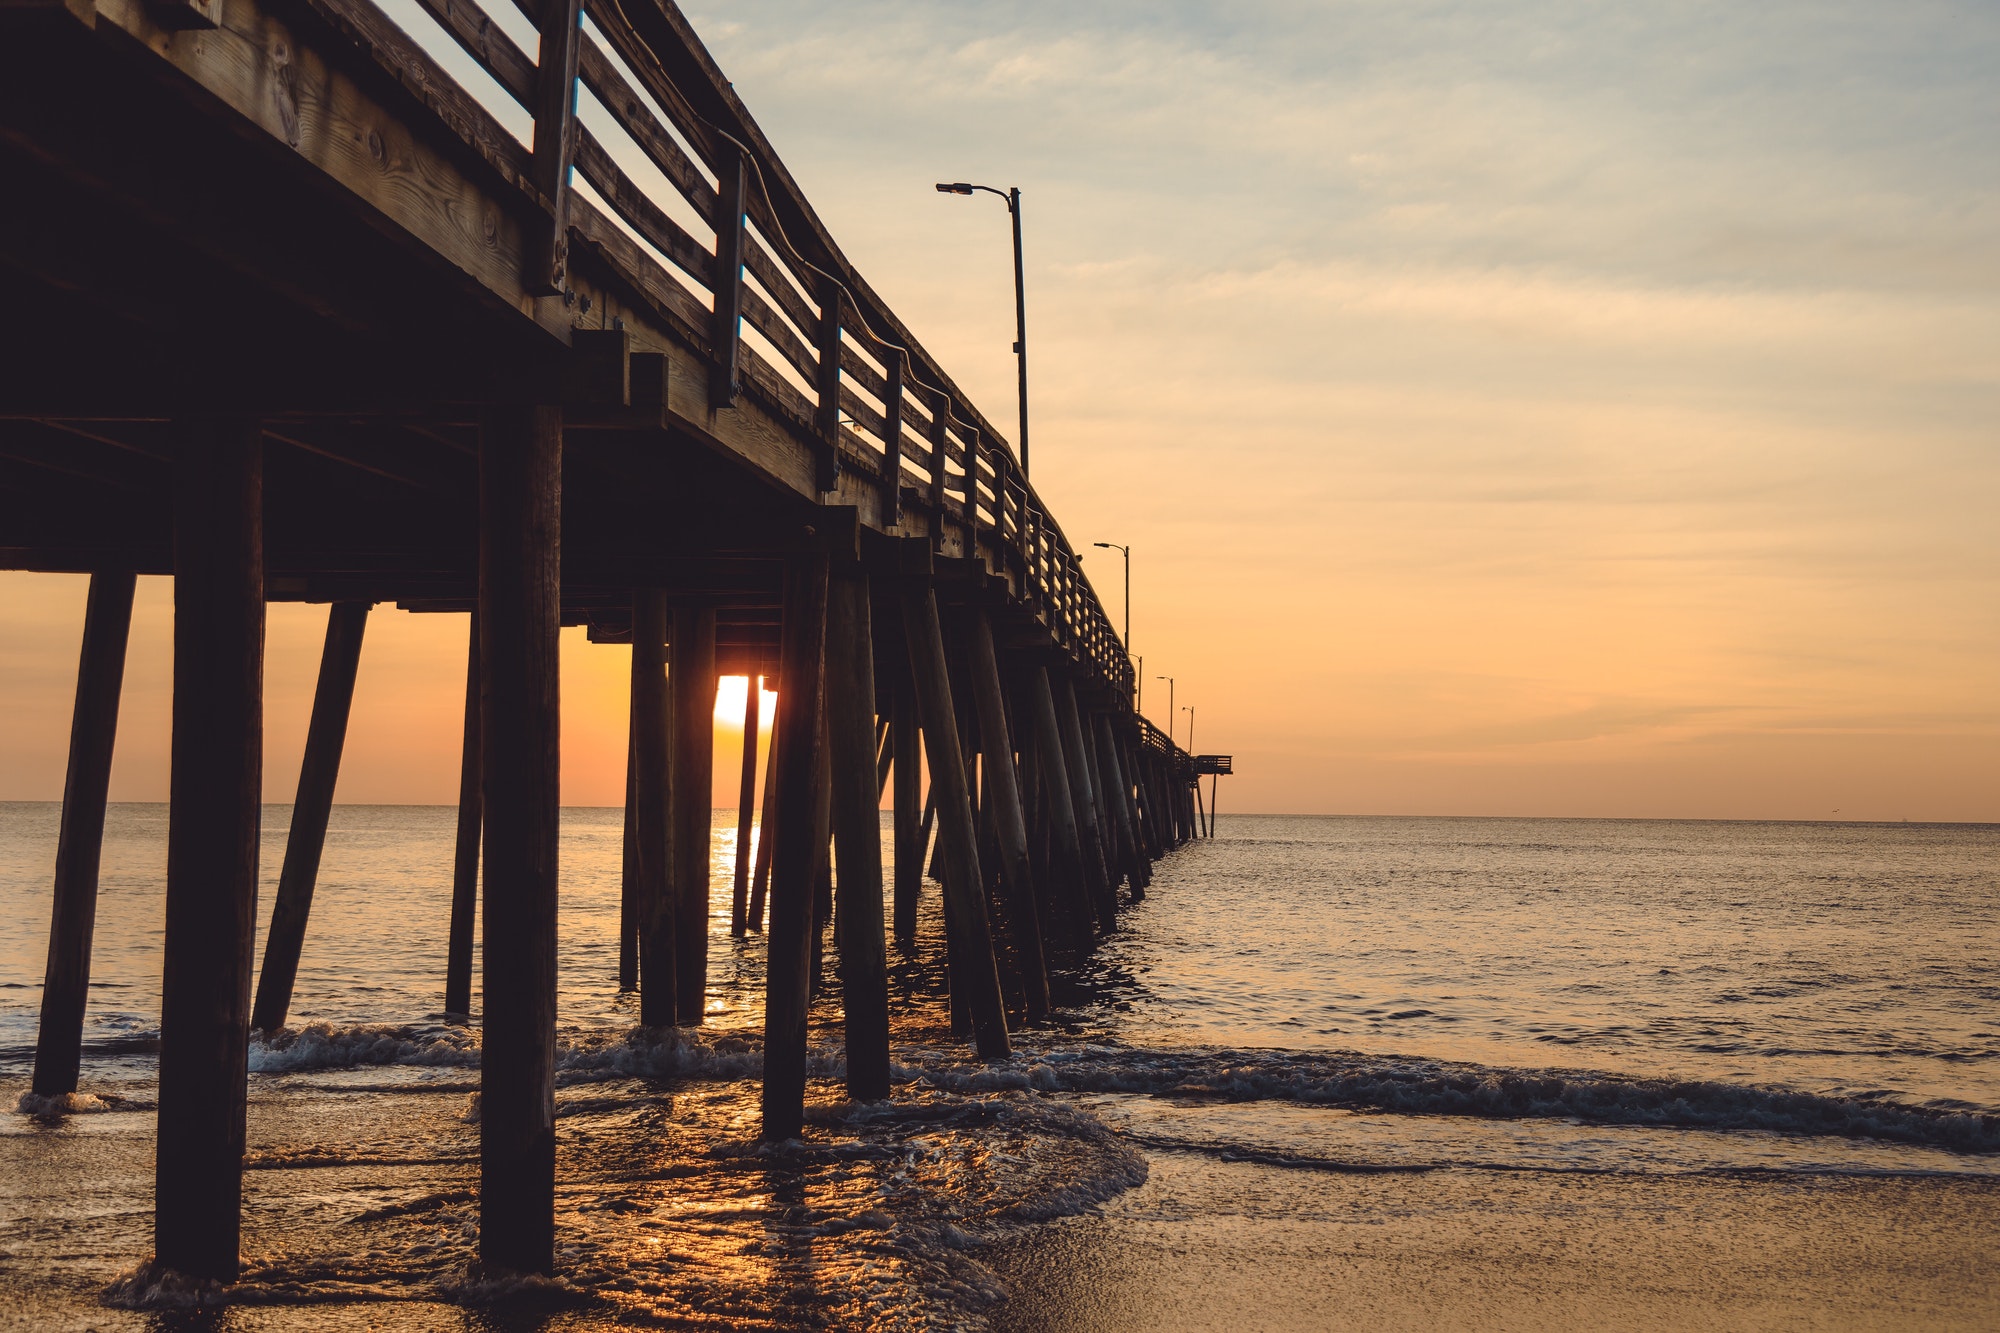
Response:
[936,182,974,194]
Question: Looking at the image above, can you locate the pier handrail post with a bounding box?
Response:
[32,567,135,1099]
[527,0,581,295]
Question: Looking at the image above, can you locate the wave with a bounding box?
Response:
[240,1023,2000,1155]
[898,1043,2000,1155]
[13,1089,151,1118]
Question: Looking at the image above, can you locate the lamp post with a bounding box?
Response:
[1182,705,1195,755]
[1092,541,1130,704]
[936,181,1030,477]
[1156,676,1174,746]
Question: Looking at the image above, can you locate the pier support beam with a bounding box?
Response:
[619,694,638,989]
[1093,714,1146,900]
[1053,675,1116,931]
[898,541,1009,1058]
[748,721,778,932]
[631,589,674,1027]
[1025,666,1094,954]
[250,601,369,1035]
[762,545,829,1139]
[732,675,761,937]
[671,605,717,1024]
[966,612,1049,1020]
[477,403,562,1275]
[891,681,921,947]
[31,569,135,1098]
[156,418,263,1283]
[447,613,482,1014]
[825,568,890,1099]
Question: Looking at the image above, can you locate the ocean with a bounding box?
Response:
[1,806,1995,1329]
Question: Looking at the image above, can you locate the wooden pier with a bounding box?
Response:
[1,0,1219,1283]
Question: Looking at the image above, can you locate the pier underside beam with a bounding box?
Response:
[966,611,1049,1020]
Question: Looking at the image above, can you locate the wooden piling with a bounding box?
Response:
[1092,713,1146,901]
[447,613,483,1015]
[825,570,890,1097]
[897,540,1009,1058]
[731,674,761,936]
[631,589,674,1027]
[476,402,562,1275]
[671,605,717,1024]
[1053,675,1117,931]
[249,601,369,1036]
[618,679,638,990]
[762,546,829,1140]
[155,418,263,1283]
[1025,666,1095,953]
[31,568,135,1098]
[966,611,1049,1019]
[892,683,920,947]
[748,706,779,931]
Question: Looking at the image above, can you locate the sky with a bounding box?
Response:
[3,0,1996,819]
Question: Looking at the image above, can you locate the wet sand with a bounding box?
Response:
[989,1150,2000,1332]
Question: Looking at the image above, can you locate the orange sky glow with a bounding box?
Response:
[2,3,1995,821]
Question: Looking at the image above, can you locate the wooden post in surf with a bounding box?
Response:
[1093,712,1146,900]
[966,610,1050,1019]
[826,569,891,1098]
[31,568,135,1098]
[155,418,263,1283]
[892,681,921,946]
[897,538,1010,1058]
[748,698,779,931]
[671,604,718,1024]
[250,600,370,1035]
[731,675,761,936]
[476,402,562,1275]
[447,613,483,1014]
[762,541,829,1140]
[1026,665,1095,953]
[1053,674,1117,931]
[631,589,674,1026]
[618,688,638,990]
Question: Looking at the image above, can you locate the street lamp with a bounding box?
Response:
[935,181,1030,477]
[1182,705,1195,754]
[1092,541,1131,703]
[1156,676,1174,745]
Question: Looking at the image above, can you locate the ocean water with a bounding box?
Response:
[1,806,1995,1328]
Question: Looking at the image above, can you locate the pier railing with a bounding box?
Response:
[359,0,1131,694]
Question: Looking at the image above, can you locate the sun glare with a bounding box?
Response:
[712,673,778,729]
